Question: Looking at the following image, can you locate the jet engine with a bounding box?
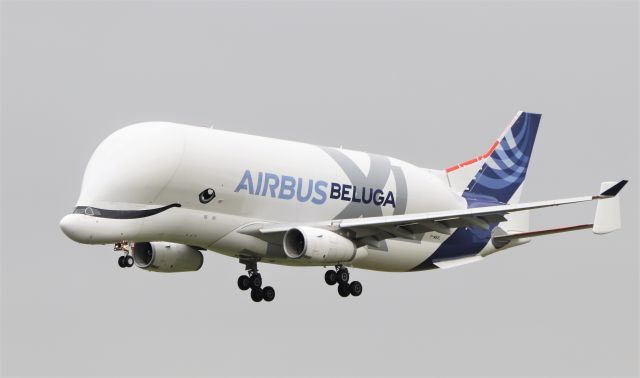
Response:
[132,242,203,273]
[283,227,356,263]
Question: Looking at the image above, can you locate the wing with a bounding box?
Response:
[240,180,628,248]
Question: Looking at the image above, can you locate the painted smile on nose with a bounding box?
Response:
[70,203,182,219]
[59,203,183,244]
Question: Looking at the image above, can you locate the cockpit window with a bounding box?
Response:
[72,206,101,216]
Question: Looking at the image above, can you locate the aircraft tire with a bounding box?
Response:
[262,286,275,302]
[238,275,251,290]
[250,274,262,289]
[250,288,263,302]
[325,270,338,285]
[349,281,363,297]
[337,269,349,284]
[338,283,350,297]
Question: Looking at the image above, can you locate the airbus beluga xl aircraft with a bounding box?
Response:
[60,112,627,302]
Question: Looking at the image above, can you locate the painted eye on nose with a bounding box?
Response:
[199,188,216,204]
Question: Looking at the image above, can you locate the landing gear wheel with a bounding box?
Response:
[250,274,262,289]
[239,259,275,302]
[337,269,349,284]
[338,283,351,297]
[349,281,363,296]
[250,288,263,302]
[238,275,251,290]
[125,255,134,267]
[262,286,275,302]
[117,256,125,268]
[324,270,338,285]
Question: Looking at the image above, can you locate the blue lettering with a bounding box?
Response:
[279,175,296,199]
[330,183,341,199]
[384,191,396,208]
[296,177,313,202]
[234,170,254,194]
[312,180,328,205]
[255,171,263,195]
[373,189,384,205]
[341,184,352,201]
[352,185,361,203]
[235,170,399,207]
[261,173,280,197]
[362,187,373,204]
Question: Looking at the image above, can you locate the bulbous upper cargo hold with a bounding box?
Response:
[73,121,466,225]
[78,122,186,208]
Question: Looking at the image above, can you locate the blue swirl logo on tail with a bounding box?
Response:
[463,112,541,204]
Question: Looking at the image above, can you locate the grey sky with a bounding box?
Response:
[1,1,638,376]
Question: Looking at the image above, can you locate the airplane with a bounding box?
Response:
[59,111,628,302]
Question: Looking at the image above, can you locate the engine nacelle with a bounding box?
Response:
[283,227,356,263]
[132,242,203,273]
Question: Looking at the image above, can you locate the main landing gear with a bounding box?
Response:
[324,265,362,298]
[237,259,275,303]
[115,241,134,268]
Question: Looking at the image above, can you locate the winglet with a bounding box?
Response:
[593,181,626,234]
[600,180,628,197]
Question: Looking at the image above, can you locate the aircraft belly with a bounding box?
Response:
[137,210,249,249]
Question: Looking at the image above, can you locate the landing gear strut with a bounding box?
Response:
[115,242,134,268]
[325,265,362,298]
[238,259,275,303]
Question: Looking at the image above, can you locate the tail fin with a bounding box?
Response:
[445,111,541,204]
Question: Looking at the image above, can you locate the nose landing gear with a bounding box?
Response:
[238,259,275,302]
[115,241,134,268]
[325,265,362,298]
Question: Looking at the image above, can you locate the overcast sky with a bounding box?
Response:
[1,1,638,376]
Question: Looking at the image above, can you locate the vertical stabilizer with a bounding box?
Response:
[445,111,541,205]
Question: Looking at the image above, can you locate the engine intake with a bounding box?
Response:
[283,227,356,263]
[132,242,203,273]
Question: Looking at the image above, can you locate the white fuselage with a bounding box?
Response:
[60,122,505,272]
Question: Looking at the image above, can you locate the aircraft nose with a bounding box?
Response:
[59,214,86,243]
[59,214,75,238]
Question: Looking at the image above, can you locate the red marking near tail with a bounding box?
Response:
[445,140,500,173]
[461,157,479,166]
[483,141,500,158]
